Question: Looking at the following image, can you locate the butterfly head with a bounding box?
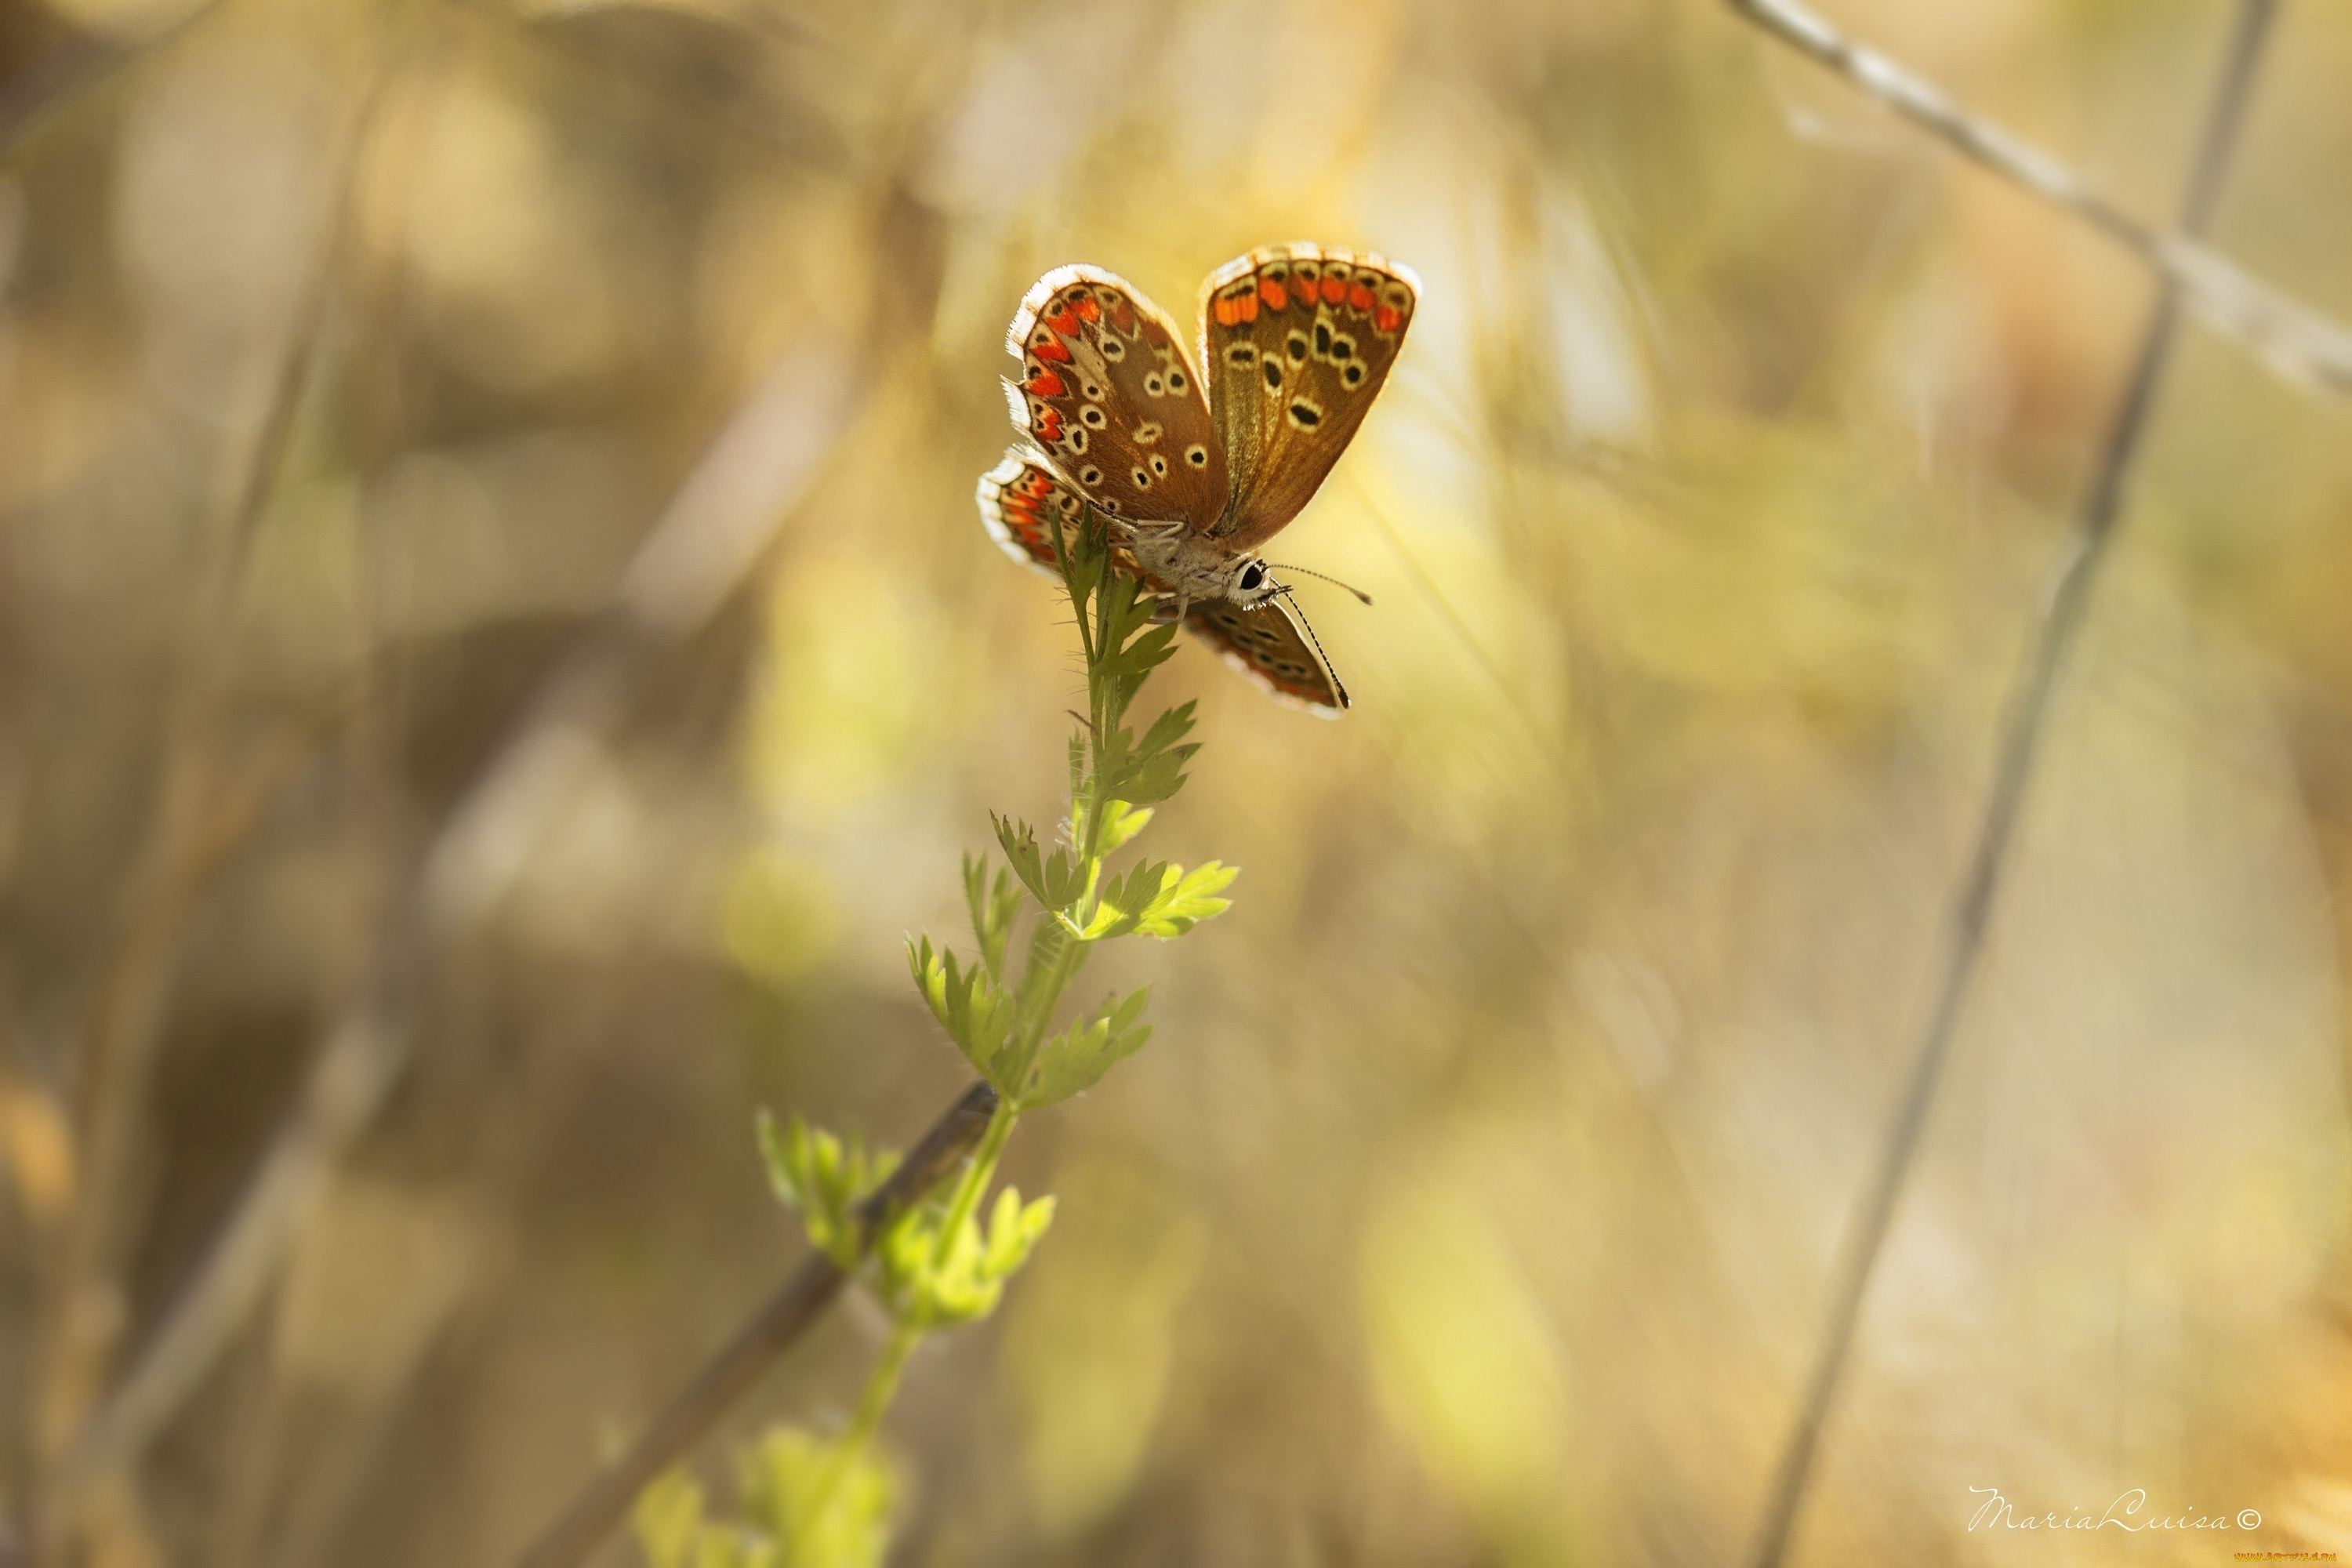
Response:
[1230,557,1283,608]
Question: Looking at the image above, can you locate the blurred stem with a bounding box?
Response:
[928,1101,1017,1273]
[1744,3,2280,1564]
[797,1319,919,1541]
[840,1323,919,1456]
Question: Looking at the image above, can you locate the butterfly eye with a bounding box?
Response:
[1238,562,1265,590]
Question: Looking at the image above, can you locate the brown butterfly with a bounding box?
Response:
[976,242,1419,715]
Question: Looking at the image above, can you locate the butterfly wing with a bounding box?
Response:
[1198,242,1418,554]
[1004,265,1229,532]
[1185,594,1349,716]
[977,447,1086,579]
[978,452,1350,715]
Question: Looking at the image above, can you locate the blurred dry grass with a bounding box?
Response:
[4,0,2352,1563]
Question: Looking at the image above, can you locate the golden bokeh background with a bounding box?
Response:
[5,0,2352,1563]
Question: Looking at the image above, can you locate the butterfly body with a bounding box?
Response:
[1117,516,1280,617]
[979,243,1418,713]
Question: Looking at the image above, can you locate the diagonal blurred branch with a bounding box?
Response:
[510,1078,1001,1568]
[45,336,866,1523]
[31,30,402,1530]
[1728,0,2352,398]
[1744,4,2279,1565]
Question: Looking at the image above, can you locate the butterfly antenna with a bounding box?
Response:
[1276,592,1351,710]
[1263,563,1374,606]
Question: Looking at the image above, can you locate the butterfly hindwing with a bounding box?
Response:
[1197,242,1418,554]
[1185,595,1348,715]
[1004,265,1229,532]
[977,448,1086,579]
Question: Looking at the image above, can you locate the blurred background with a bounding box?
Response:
[3,0,2352,1563]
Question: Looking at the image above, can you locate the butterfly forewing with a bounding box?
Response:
[1197,242,1417,554]
[1004,265,1228,531]
[1185,596,1348,714]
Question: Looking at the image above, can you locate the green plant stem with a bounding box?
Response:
[840,1321,919,1455]
[793,1317,917,1542]
[928,1099,1017,1272]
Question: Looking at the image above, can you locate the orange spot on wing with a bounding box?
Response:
[1259,278,1288,310]
[1036,408,1064,441]
[1348,281,1376,310]
[1213,296,1240,328]
[1109,300,1133,331]
[1075,295,1102,322]
[1033,335,1071,362]
[1320,274,1348,305]
[1022,368,1065,397]
[1374,305,1401,334]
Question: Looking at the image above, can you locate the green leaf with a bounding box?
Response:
[740,1428,895,1568]
[1095,801,1153,855]
[1131,861,1239,938]
[756,1111,898,1269]
[1079,860,1175,940]
[630,1470,707,1568]
[878,1185,1057,1327]
[963,854,1023,980]
[993,815,1087,911]
[990,816,1049,908]
[907,935,1019,1088]
[1015,987,1152,1109]
[1133,701,1198,763]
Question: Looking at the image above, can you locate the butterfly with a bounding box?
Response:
[976,241,1419,715]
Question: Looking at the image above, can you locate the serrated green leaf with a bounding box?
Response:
[991,815,1050,908]
[907,935,952,1030]
[1014,986,1153,1109]
[754,1112,897,1269]
[1078,859,1178,940]
[1108,742,1197,808]
[1132,861,1239,938]
[754,1108,800,1211]
[877,1179,1058,1327]
[1133,701,1197,763]
[1096,802,1153,855]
